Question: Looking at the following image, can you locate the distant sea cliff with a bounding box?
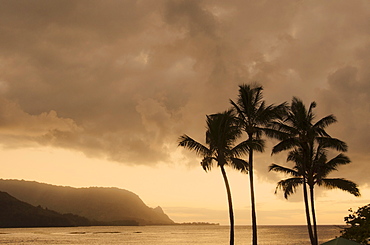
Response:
[0,179,174,227]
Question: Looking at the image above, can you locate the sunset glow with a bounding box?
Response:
[0,0,369,226]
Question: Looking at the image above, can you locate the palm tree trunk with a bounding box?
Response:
[307,142,318,245]
[303,181,315,245]
[310,186,318,245]
[249,149,258,245]
[220,165,235,245]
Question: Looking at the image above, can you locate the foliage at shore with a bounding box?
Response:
[341,204,370,244]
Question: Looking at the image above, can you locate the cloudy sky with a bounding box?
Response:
[0,0,369,225]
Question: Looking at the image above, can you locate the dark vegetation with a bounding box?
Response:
[179,109,249,245]
[178,83,361,245]
[0,191,92,228]
[268,97,360,245]
[0,179,174,227]
[230,84,287,245]
[341,204,370,244]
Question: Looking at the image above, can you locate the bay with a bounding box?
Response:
[0,225,343,244]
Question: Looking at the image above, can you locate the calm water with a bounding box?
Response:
[0,225,342,244]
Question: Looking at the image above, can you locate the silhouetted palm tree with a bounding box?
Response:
[268,97,353,245]
[230,83,287,245]
[269,147,360,244]
[178,109,253,245]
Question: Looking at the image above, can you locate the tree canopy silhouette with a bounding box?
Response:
[269,97,360,245]
[178,109,251,245]
[341,204,370,244]
[230,83,287,245]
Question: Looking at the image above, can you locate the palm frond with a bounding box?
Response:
[286,149,304,164]
[316,153,351,178]
[314,115,337,130]
[319,178,360,197]
[273,102,289,120]
[290,97,314,131]
[325,153,350,169]
[230,140,250,157]
[268,120,294,133]
[257,102,288,125]
[178,135,211,157]
[230,99,246,122]
[275,178,303,199]
[238,84,260,120]
[263,127,290,141]
[253,85,264,108]
[272,138,300,154]
[316,137,348,152]
[201,156,215,172]
[230,157,248,173]
[308,101,317,117]
[206,109,242,150]
[269,164,301,177]
[249,138,265,153]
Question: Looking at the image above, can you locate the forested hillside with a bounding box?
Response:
[0,179,174,225]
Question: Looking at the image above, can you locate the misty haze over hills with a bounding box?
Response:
[0,179,174,226]
[0,191,93,227]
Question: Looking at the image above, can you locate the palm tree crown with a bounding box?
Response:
[269,97,360,245]
[230,83,287,245]
[178,109,249,172]
[270,97,347,155]
[178,109,249,245]
[231,84,287,139]
[269,146,360,199]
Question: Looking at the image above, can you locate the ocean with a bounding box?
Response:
[0,225,342,244]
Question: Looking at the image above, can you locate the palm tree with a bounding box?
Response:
[230,83,287,245]
[307,147,360,242]
[269,147,360,244]
[178,109,252,245]
[268,97,355,245]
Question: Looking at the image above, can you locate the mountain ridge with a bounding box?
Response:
[0,179,174,226]
[0,191,93,227]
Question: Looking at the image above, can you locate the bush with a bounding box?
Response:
[341,204,370,244]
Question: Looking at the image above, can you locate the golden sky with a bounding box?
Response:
[0,0,369,225]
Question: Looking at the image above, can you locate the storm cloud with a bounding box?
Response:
[0,0,369,184]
